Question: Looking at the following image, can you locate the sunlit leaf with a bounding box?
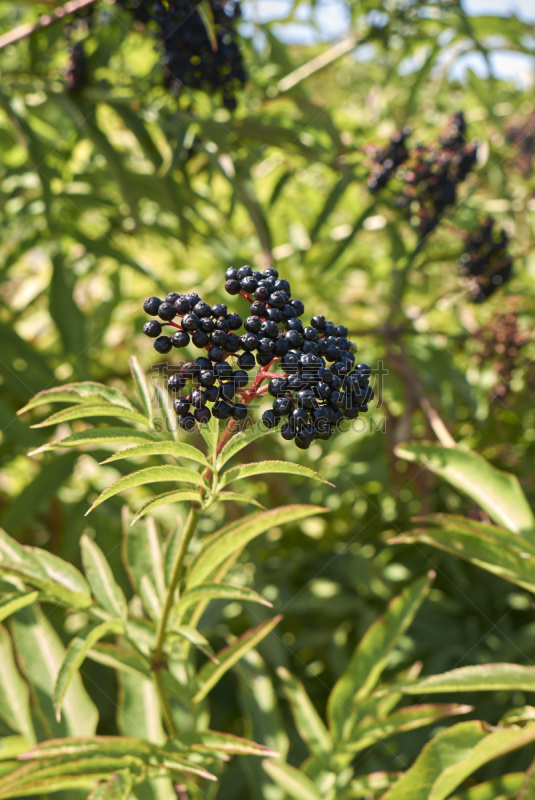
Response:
[262,759,322,800]
[81,535,128,619]
[220,460,332,488]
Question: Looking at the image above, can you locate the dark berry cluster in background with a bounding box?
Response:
[367,127,411,192]
[65,43,87,93]
[118,0,246,109]
[142,267,373,449]
[368,113,478,235]
[459,218,513,303]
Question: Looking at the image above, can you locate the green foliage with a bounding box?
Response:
[1,0,535,796]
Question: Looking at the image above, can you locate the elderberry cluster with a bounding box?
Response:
[368,113,478,235]
[142,267,373,449]
[459,219,513,303]
[367,127,411,192]
[65,43,87,93]
[118,0,246,110]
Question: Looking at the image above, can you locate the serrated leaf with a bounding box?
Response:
[216,492,266,509]
[11,605,98,737]
[154,384,176,441]
[101,441,210,469]
[395,443,535,540]
[86,643,151,679]
[217,426,279,467]
[277,668,331,756]
[327,573,433,744]
[81,535,127,619]
[220,460,332,488]
[123,515,165,600]
[381,721,488,800]
[392,514,535,593]
[175,582,272,614]
[54,619,124,721]
[86,466,208,515]
[0,626,35,743]
[429,724,535,799]
[262,759,322,800]
[32,427,159,455]
[131,491,204,524]
[167,730,278,757]
[193,616,283,704]
[346,703,473,753]
[19,383,134,416]
[32,404,149,429]
[88,769,133,800]
[0,592,39,624]
[129,356,153,427]
[186,505,328,588]
[403,663,535,694]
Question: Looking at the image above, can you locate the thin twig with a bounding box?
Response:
[0,0,101,51]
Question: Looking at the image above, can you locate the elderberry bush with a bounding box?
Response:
[142,267,373,449]
[367,127,411,192]
[459,218,513,303]
[118,0,246,109]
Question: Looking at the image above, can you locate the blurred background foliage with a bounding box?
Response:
[0,0,535,795]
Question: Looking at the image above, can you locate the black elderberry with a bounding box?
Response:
[194,406,212,424]
[285,330,303,348]
[196,356,213,370]
[238,352,256,370]
[257,353,274,367]
[225,268,238,280]
[167,374,186,392]
[166,292,181,304]
[213,400,233,420]
[178,413,196,431]
[311,315,326,330]
[249,301,266,316]
[286,318,304,333]
[174,297,191,314]
[181,362,201,380]
[192,330,210,348]
[225,279,241,295]
[174,398,191,415]
[282,304,297,320]
[262,409,280,428]
[205,385,219,403]
[190,389,207,408]
[182,313,200,331]
[212,303,228,317]
[199,370,216,387]
[281,422,295,440]
[261,320,279,339]
[290,299,305,316]
[232,370,249,388]
[273,338,289,357]
[269,377,288,396]
[258,338,275,355]
[226,312,243,330]
[199,318,216,333]
[211,330,228,347]
[267,307,283,323]
[194,301,212,318]
[144,297,162,316]
[297,389,316,410]
[143,320,162,338]
[241,276,258,293]
[264,267,279,278]
[254,286,269,302]
[231,403,248,421]
[240,333,259,351]
[245,316,262,333]
[219,382,236,401]
[273,396,292,415]
[225,333,241,353]
[154,336,173,354]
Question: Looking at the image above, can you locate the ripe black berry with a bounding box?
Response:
[194,406,212,424]
[154,336,172,354]
[273,396,292,415]
[167,373,186,392]
[262,409,280,428]
[225,279,241,295]
[213,400,233,419]
[238,352,256,370]
[144,297,162,316]
[208,345,225,362]
[179,413,196,431]
[143,320,162,338]
[231,403,248,421]
[174,297,191,314]
[182,313,200,331]
[192,330,210,348]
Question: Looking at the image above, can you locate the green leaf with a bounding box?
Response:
[33,427,159,454]
[277,667,331,757]
[170,626,217,662]
[186,505,328,588]
[381,721,488,800]
[81,535,128,619]
[392,514,535,593]
[139,575,161,622]
[192,616,283,704]
[197,0,218,51]
[19,384,134,415]
[216,492,266,509]
[86,643,151,679]
[117,672,165,746]
[49,254,86,365]
[262,759,322,800]
[129,356,153,427]
[10,606,98,737]
[345,772,402,798]
[167,730,278,757]
[0,529,91,609]
[0,592,39,624]
[175,582,273,614]
[395,443,535,540]
[54,619,124,721]
[327,573,433,743]
[220,460,332,488]
[101,441,210,469]
[449,773,524,800]
[402,663,535,694]
[0,626,35,743]
[131,491,203,524]
[430,724,535,800]
[86,466,208,515]
[154,384,176,441]
[345,703,473,753]
[88,769,133,800]
[124,516,165,600]
[217,426,279,467]
[32,404,149,429]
